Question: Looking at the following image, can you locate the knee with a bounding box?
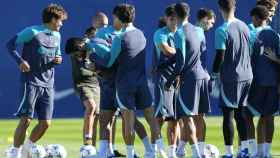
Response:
[39,120,51,130]
[19,117,32,128]
[85,102,95,115]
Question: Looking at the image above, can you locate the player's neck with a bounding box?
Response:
[223,12,235,22]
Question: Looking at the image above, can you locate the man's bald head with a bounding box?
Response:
[92,12,109,29]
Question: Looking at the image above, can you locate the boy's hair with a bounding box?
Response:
[165,4,177,17]
[197,8,216,21]
[257,0,278,10]
[250,5,270,21]
[113,4,135,23]
[158,17,167,28]
[65,37,86,55]
[218,0,236,12]
[42,3,68,23]
[84,26,97,37]
[175,2,190,19]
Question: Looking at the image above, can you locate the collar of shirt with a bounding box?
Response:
[122,23,136,33]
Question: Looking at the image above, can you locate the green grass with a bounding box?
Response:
[0,117,279,157]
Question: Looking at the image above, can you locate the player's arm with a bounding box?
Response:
[165,30,186,90]
[88,38,119,68]
[154,31,176,56]
[6,27,35,72]
[212,28,227,74]
[53,33,63,65]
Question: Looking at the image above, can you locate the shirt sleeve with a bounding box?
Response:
[154,30,168,46]
[173,29,186,76]
[6,26,36,64]
[215,27,227,50]
[55,33,62,56]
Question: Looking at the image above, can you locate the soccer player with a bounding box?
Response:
[6,4,67,158]
[94,9,152,158]
[213,0,252,157]
[153,4,180,158]
[89,4,166,158]
[247,6,280,158]
[194,8,216,156]
[166,2,211,157]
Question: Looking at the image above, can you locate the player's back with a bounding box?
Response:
[116,26,147,88]
[180,23,208,80]
[218,19,252,82]
[252,27,280,86]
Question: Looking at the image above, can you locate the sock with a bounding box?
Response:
[225,145,233,156]
[21,139,33,158]
[264,143,272,157]
[156,138,165,151]
[198,141,205,156]
[257,143,265,156]
[248,139,257,156]
[126,145,134,158]
[176,140,186,155]
[168,145,176,157]
[142,136,152,152]
[241,140,249,150]
[98,140,108,158]
[191,144,200,158]
[108,143,114,156]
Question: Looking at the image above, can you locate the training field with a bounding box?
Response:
[0,117,279,157]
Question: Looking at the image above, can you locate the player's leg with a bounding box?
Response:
[82,99,97,145]
[135,117,153,155]
[246,113,257,157]
[143,106,167,157]
[221,107,235,157]
[99,110,116,157]
[234,106,249,155]
[195,79,211,156]
[263,87,278,157]
[91,86,100,147]
[13,117,32,148]
[182,116,200,158]
[176,120,187,158]
[257,117,266,157]
[194,114,206,156]
[263,115,274,157]
[121,109,135,158]
[92,113,99,147]
[167,120,179,158]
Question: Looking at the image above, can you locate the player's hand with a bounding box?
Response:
[264,47,279,62]
[19,60,30,72]
[53,56,63,65]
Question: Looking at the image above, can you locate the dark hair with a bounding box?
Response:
[197,8,216,21]
[113,4,135,23]
[218,0,236,12]
[165,4,177,17]
[65,37,86,55]
[158,17,167,28]
[257,0,278,10]
[84,26,97,38]
[175,2,190,19]
[42,3,67,23]
[250,5,270,20]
